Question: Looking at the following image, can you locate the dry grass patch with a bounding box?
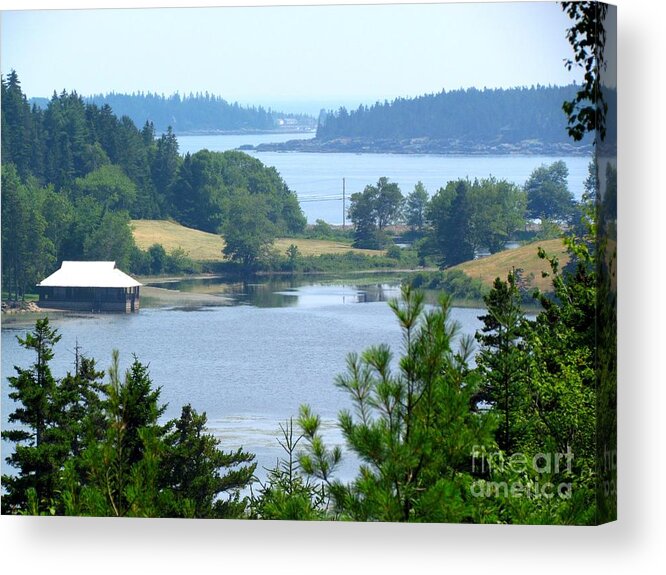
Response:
[132,220,226,261]
[273,238,382,257]
[131,219,383,261]
[453,238,569,292]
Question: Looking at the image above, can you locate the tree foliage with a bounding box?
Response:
[1,71,306,287]
[561,1,609,141]
[404,181,429,234]
[426,179,475,267]
[475,272,528,452]
[167,149,305,236]
[2,325,256,518]
[297,285,496,522]
[348,177,403,249]
[471,178,527,254]
[222,192,278,268]
[249,419,328,520]
[525,161,574,222]
[317,84,592,149]
[2,318,63,513]
[77,91,314,134]
[160,404,256,518]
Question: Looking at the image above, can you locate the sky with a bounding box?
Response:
[1,1,583,113]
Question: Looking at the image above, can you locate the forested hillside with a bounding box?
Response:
[302,84,594,155]
[318,84,586,142]
[1,71,306,298]
[31,92,316,134]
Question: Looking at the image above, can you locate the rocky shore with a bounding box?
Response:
[251,137,593,156]
[1,300,42,314]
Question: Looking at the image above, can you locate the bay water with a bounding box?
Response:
[176,133,593,224]
[1,278,485,483]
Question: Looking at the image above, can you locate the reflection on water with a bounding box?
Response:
[147,275,402,308]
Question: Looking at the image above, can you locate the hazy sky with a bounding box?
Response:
[1,1,582,111]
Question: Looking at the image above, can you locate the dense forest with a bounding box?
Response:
[30,92,316,135]
[1,70,306,298]
[317,84,588,142]
[287,85,593,155]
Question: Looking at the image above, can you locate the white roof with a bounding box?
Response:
[38,261,142,288]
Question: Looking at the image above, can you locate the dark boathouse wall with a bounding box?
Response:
[38,286,140,313]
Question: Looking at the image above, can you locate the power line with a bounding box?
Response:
[298,196,343,203]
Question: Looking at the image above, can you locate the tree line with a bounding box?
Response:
[29,91,316,135]
[1,71,306,298]
[346,160,591,268]
[2,320,255,517]
[317,84,593,147]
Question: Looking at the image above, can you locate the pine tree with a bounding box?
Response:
[2,318,64,513]
[1,70,35,179]
[58,351,168,516]
[298,285,496,522]
[475,271,528,452]
[160,404,256,518]
[427,179,476,267]
[404,181,429,234]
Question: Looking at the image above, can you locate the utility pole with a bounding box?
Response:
[342,177,346,230]
[74,338,81,374]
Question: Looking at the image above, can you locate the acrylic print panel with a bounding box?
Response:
[0,0,616,524]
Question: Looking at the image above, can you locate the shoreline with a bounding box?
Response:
[251,137,594,157]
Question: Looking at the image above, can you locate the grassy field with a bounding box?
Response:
[131,219,383,261]
[131,220,568,291]
[451,238,570,292]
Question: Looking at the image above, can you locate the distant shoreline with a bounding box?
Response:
[172,129,316,137]
[251,137,593,157]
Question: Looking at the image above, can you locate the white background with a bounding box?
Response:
[1,1,663,573]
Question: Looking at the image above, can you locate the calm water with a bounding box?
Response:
[177,133,593,224]
[1,279,485,482]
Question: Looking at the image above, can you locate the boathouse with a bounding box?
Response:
[37,261,141,313]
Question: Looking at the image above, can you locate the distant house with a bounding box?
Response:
[37,261,141,313]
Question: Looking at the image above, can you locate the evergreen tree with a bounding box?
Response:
[298,286,496,522]
[64,351,168,517]
[475,272,528,452]
[2,318,64,513]
[150,126,181,210]
[249,419,327,520]
[0,166,56,299]
[57,354,106,463]
[160,404,256,518]
[1,70,35,179]
[427,179,476,267]
[404,181,429,234]
[316,84,593,149]
[1,164,27,300]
